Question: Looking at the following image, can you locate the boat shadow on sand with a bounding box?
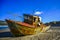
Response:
[0,32,26,38]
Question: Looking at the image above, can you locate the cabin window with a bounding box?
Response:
[28,17,32,21]
[38,18,40,22]
[24,16,28,19]
[23,14,33,25]
[34,17,36,22]
[28,17,30,20]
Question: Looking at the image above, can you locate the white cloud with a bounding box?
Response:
[34,11,43,15]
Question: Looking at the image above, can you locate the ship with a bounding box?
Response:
[5,14,50,36]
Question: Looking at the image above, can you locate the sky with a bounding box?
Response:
[0,0,60,23]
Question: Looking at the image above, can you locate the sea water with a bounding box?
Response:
[0,25,13,37]
[0,25,8,30]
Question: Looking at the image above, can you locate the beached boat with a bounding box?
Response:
[5,14,50,36]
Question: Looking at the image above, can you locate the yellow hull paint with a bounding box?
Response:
[14,24,50,35]
[17,25,42,35]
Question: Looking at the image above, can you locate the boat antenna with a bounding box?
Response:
[32,9,39,16]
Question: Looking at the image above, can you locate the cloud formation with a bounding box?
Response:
[34,11,43,15]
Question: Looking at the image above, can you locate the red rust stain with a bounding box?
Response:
[7,20,35,28]
[16,22,35,28]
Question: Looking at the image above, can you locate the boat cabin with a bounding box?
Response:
[23,14,41,27]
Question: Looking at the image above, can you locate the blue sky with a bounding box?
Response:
[0,0,60,23]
